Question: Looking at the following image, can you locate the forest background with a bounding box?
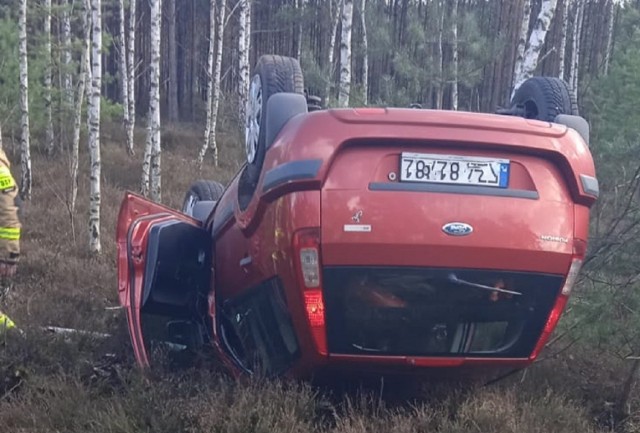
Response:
[2,0,640,432]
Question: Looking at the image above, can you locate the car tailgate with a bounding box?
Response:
[320,142,575,274]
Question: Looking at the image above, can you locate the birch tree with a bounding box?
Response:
[569,0,584,96]
[513,0,532,89]
[558,0,572,80]
[511,0,559,98]
[338,0,353,108]
[61,0,73,105]
[199,0,216,167]
[238,0,250,121]
[295,0,302,59]
[70,0,91,214]
[19,0,31,201]
[360,0,368,105]
[326,0,342,102]
[126,0,137,156]
[198,0,226,167]
[118,0,132,155]
[451,0,459,110]
[435,0,445,109]
[88,0,102,253]
[604,0,616,75]
[142,0,162,201]
[44,0,54,155]
[245,0,251,64]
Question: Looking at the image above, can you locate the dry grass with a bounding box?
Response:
[0,123,630,432]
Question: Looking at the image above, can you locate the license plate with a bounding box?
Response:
[400,152,510,188]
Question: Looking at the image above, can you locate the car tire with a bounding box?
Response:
[510,77,578,122]
[245,55,305,185]
[182,180,225,218]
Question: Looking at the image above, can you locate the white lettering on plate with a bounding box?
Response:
[540,235,569,243]
[344,224,372,233]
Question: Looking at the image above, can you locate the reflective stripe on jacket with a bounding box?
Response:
[0,148,20,263]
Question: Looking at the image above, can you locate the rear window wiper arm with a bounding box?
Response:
[448,273,522,296]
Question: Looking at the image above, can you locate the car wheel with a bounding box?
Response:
[245,55,305,183]
[182,180,225,217]
[510,77,578,122]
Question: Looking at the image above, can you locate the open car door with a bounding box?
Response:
[116,192,215,367]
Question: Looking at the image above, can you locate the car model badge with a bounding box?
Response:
[352,210,363,223]
[442,222,473,236]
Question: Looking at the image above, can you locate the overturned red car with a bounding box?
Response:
[117,55,598,380]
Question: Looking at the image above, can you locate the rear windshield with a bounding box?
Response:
[323,267,564,358]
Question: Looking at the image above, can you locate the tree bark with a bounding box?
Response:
[147,0,162,201]
[118,0,132,155]
[246,0,252,68]
[167,0,178,122]
[558,0,572,80]
[435,0,445,109]
[511,0,559,98]
[61,0,73,104]
[198,0,226,167]
[326,0,342,103]
[238,0,250,122]
[71,0,91,214]
[88,0,102,254]
[451,0,459,111]
[360,0,368,105]
[338,0,353,108]
[513,0,532,89]
[19,0,31,201]
[126,0,137,156]
[603,0,616,76]
[199,0,216,166]
[44,0,54,155]
[569,0,584,97]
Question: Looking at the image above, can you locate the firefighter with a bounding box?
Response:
[0,145,21,334]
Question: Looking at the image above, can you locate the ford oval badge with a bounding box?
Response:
[442,222,473,236]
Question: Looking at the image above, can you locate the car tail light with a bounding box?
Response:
[304,290,325,326]
[294,228,328,355]
[530,240,587,360]
[561,259,582,296]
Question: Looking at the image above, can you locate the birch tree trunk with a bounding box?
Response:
[198,0,226,167]
[513,0,532,90]
[360,0,368,105]
[118,0,131,155]
[558,0,572,80]
[435,0,445,109]
[199,0,216,167]
[62,0,73,104]
[146,0,162,201]
[167,0,178,122]
[451,0,459,111]
[295,0,301,59]
[88,0,102,253]
[71,0,91,214]
[511,0,559,98]
[338,0,353,108]
[126,0,137,156]
[19,0,31,201]
[326,0,342,103]
[603,0,616,76]
[44,0,54,155]
[245,0,251,66]
[238,0,249,121]
[569,0,584,97]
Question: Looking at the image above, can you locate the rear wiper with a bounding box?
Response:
[448,273,522,296]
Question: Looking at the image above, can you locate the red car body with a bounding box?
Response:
[117,107,597,380]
